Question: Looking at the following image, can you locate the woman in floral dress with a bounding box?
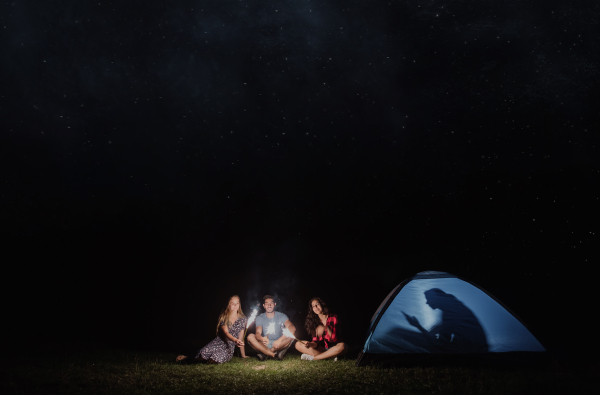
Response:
[176,295,249,364]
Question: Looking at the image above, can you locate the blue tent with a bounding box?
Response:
[357,271,545,366]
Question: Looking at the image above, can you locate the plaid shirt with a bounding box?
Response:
[312,314,340,349]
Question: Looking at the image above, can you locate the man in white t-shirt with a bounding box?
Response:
[247,295,297,360]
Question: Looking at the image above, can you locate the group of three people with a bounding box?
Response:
[176,295,347,364]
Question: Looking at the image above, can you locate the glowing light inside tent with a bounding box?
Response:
[365,277,545,354]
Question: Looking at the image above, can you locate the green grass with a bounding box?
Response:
[2,345,598,394]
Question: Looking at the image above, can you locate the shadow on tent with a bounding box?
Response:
[356,271,547,367]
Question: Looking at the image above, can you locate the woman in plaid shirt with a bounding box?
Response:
[295,297,348,361]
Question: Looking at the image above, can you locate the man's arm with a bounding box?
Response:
[255,325,263,340]
[255,325,268,345]
[283,319,296,336]
[272,319,296,349]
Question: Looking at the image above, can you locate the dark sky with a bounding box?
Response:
[2,1,599,358]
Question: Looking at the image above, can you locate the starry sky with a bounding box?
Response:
[2,1,599,357]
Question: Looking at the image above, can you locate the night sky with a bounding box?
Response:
[2,1,599,360]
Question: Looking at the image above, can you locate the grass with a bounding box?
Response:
[1,344,598,394]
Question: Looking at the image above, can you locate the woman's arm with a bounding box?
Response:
[310,327,324,349]
[403,312,426,333]
[304,341,319,349]
[238,326,248,357]
[220,324,244,346]
[325,315,338,343]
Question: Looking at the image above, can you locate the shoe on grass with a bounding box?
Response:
[256,353,267,361]
[301,353,314,361]
[275,339,295,360]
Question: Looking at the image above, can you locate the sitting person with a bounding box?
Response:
[295,297,347,361]
[246,295,297,360]
[176,295,249,364]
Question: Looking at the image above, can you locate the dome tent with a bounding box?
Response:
[356,271,545,366]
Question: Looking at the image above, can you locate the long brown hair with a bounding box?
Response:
[216,295,246,335]
[304,297,330,337]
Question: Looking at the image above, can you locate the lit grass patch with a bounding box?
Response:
[2,347,597,394]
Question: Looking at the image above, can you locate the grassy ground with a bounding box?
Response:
[2,345,598,394]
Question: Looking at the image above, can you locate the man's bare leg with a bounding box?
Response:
[270,336,292,353]
[247,334,276,358]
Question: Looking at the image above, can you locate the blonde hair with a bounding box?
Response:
[216,295,246,335]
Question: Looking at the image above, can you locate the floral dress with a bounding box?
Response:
[196,316,247,363]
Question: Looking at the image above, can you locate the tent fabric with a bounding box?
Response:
[359,271,544,364]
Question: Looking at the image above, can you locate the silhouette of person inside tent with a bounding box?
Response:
[403,288,488,353]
